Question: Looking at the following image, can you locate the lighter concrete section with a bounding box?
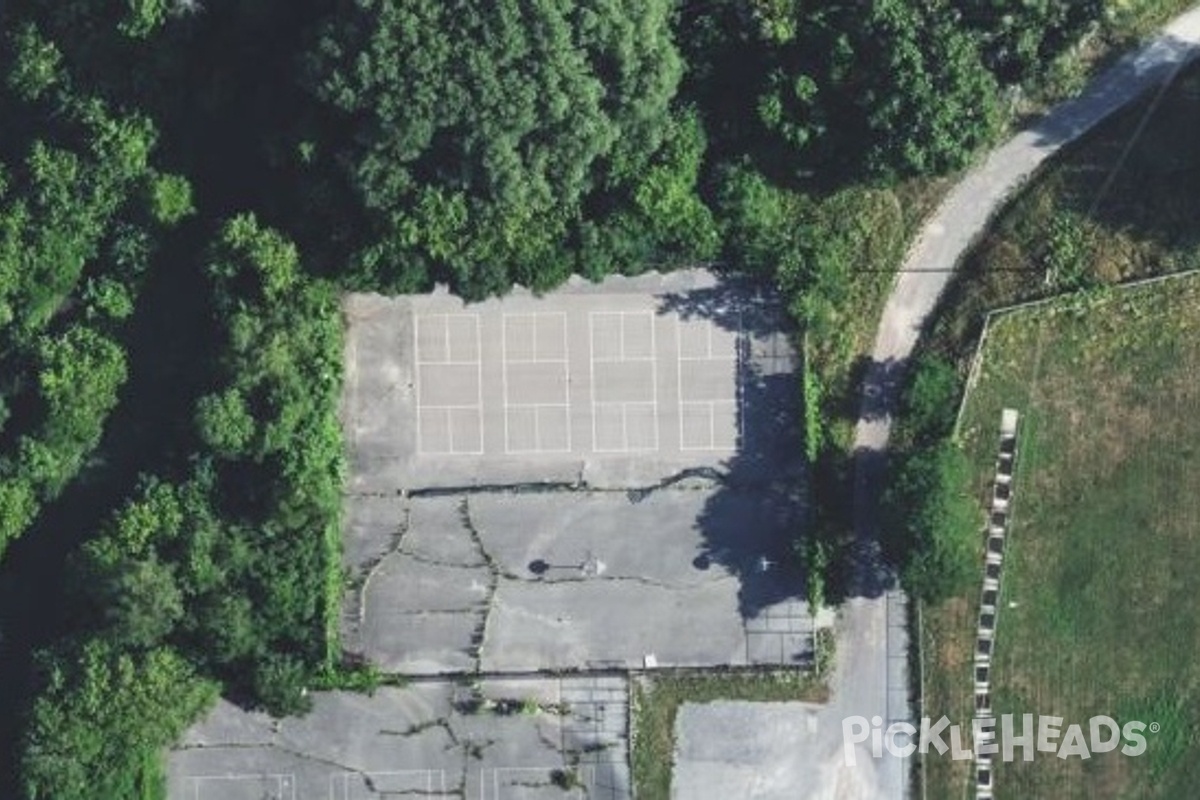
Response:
[673,702,853,800]
[842,8,1200,800]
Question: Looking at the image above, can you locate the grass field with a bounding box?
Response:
[915,47,1200,800]
[630,666,829,800]
[928,59,1200,365]
[940,276,1200,799]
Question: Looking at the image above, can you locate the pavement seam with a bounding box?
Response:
[460,497,502,674]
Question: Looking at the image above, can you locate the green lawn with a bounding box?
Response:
[917,55,1200,800]
[949,276,1200,799]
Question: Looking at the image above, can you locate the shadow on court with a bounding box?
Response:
[657,278,813,641]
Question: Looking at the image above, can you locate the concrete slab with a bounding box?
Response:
[672,701,848,800]
[169,678,630,800]
[348,487,813,673]
[342,270,800,492]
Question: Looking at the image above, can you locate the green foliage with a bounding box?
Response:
[801,341,825,463]
[1043,213,1097,291]
[860,1,1002,177]
[119,0,171,39]
[705,0,1002,179]
[715,163,804,274]
[0,478,38,552]
[801,537,829,614]
[83,275,136,321]
[194,388,255,458]
[885,440,978,602]
[193,215,345,700]
[308,0,685,296]
[36,327,127,448]
[10,327,129,499]
[252,653,314,718]
[19,641,218,800]
[629,110,720,261]
[209,213,299,303]
[955,0,1106,83]
[7,24,64,101]
[148,172,194,224]
[903,354,961,442]
[97,555,185,649]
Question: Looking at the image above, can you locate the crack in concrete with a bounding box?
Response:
[352,502,412,645]
[460,498,501,674]
[393,547,488,571]
[526,572,735,590]
[383,607,486,617]
[346,464,789,503]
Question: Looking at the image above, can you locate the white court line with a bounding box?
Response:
[414,313,484,365]
[329,770,447,799]
[473,314,483,454]
[589,311,657,453]
[676,314,741,451]
[443,314,450,363]
[413,315,424,455]
[414,312,484,455]
[611,312,659,451]
[588,312,599,452]
[190,774,293,800]
[676,317,685,453]
[501,313,510,454]
[591,311,656,362]
[648,313,660,451]
[709,397,716,446]
[736,305,746,445]
[561,313,572,453]
[677,318,736,361]
[502,313,571,454]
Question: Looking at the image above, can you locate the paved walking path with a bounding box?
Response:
[832,8,1200,799]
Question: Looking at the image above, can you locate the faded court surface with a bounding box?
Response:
[340,270,812,674]
[169,677,629,800]
[342,270,799,489]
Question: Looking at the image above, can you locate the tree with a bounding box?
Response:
[119,0,171,39]
[954,0,1105,83]
[0,478,38,555]
[36,326,128,453]
[859,1,1001,177]
[97,556,185,649]
[6,24,64,101]
[306,0,684,296]
[195,388,256,458]
[148,172,194,224]
[20,641,218,800]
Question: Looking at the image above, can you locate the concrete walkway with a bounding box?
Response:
[837,7,1200,800]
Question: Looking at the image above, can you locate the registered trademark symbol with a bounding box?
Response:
[1149,722,1161,734]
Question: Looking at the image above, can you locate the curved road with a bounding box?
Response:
[813,7,1200,800]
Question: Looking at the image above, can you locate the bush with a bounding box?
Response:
[252,653,314,718]
[903,354,961,442]
[885,440,979,602]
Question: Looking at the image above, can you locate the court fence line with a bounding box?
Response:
[952,267,1200,437]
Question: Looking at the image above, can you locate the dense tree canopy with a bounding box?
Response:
[306,0,687,296]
